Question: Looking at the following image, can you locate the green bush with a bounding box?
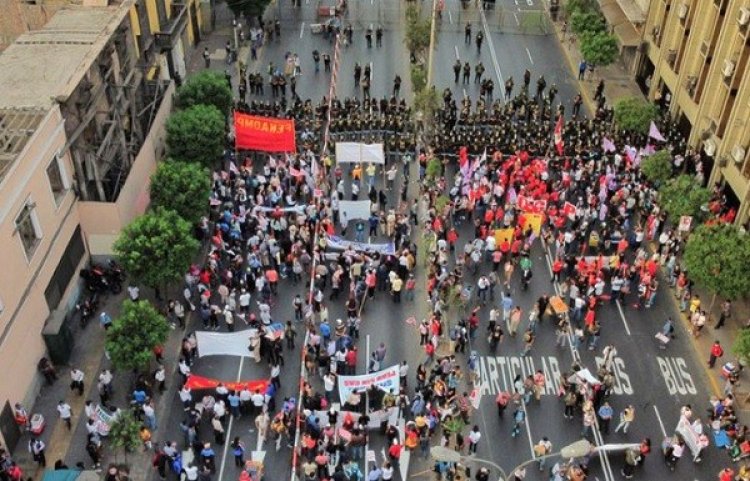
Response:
[579,31,619,67]
[614,97,660,134]
[175,70,233,115]
[166,104,225,168]
[640,150,672,186]
[570,10,605,35]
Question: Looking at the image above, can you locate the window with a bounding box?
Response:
[47,156,68,205]
[15,202,42,260]
[44,225,86,310]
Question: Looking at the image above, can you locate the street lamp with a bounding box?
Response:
[431,439,595,481]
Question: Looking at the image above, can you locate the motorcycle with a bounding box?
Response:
[80,260,124,295]
[521,268,533,291]
[75,293,99,328]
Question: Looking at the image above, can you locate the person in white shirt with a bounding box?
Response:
[127,284,140,301]
[70,368,85,396]
[179,386,192,410]
[57,401,72,429]
[183,464,199,480]
[381,462,394,481]
[468,425,482,454]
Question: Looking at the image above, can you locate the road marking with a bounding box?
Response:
[527,0,533,5]
[455,45,460,60]
[463,88,468,98]
[480,7,505,87]
[514,0,518,4]
[448,10,453,24]
[521,401,535,459]
[653,405,667,437]
[513,12,520,25]
[525,47,534,64]
[615,300,632,336]
[217,357,245,481]
[656,356,697,395]
[300,22,305,39]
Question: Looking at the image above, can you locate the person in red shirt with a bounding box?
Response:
[446,227,458,252]
[345,347,357,375]
[552,258,564,282]
[718,467,734,481]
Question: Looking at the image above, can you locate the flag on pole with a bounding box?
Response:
[554,115,564,156]
[648,121,666,142]
[601,137,616,153]
[459,146,469,168]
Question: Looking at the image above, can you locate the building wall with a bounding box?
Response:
[0,105,83,413]
[641,0,750,224]
[0,0,68,51]
[78,81,174,256]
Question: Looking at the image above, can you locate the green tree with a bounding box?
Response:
[411,64,427,93]
[108,409,143,462]
[415,86,440,117]
[614,96,659,134]
[404,5,431,57]
[226,0,271,17]
[113,209,200,294]
[150,160,211,224]
[684,223,750,304]
[105,300,170,372]
[733,328,750,363]
[579,32,619,67]
[658,175,711,224]
[570,10,604,35]
[166,104,225,168]
[175,71,233,115]
[425,157,443,180]
[566,0,598,15]
[640,150,672,186]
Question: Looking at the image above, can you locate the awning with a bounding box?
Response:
[600,0,641,47]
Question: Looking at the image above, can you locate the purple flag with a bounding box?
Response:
[648,121,666,142]
[602,137,616,153]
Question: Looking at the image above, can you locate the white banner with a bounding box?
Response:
[335,142,385,164]
[326,234,395,255]
[338,365,400,402]
[676,415,701,457]
[339,200,372,226]
[252,205,306,214]
[196,329,255,358]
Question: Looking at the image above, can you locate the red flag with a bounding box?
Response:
[554,115,564,156]
[234,112,296,152]
[563,201,576,218]
[459,146,469,168]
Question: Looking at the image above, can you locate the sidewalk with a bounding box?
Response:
[547,14,642,116]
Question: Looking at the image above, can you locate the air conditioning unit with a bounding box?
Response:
[723,59,735,78]
[677,3,688,20]
[732,144,747,163]
[704,138,717,157]
[738,6,750,26]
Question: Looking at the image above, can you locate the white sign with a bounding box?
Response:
[196,329,256,358]
[338,200,372,225]
[656,356,697,395]
[335,142,385,164]
[338,365,400,402]
[678,215,692,232]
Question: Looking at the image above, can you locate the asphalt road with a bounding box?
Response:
[157,2,729,481]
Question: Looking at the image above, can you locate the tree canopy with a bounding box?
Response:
[658,174,711,224]
[614,96,659,134]
[175,70,233,115]
[579,32,619,67]
[640,150,672,186]
[684,223,750,301]
[108,409,143,458]
[404,5,431,57]
[105,300,169,372]
[150,160,211,224]
[113,208,200,290]
[570,10,605,36]
[166,104,225,167]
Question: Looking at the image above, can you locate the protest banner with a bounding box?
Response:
[234,112,296,152]
[338,365,400,403]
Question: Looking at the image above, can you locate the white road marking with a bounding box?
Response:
[525,47,534,64]
[480,7,505,86]
[300,22,305,39]
[514,0,518,4]
[521,401,536,459]
[455,45,460,59]
[615,300,632,336]
[448,10,453,24]
[513,12,520,25]
[653,405,667,437]
[463,88,468,98]
[527,0,533,5]
[217,357,245,481]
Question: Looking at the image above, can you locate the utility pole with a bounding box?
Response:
[425,0,438,90]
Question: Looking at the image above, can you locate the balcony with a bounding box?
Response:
[154,2,188,51]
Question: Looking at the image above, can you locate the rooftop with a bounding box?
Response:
[0,3,132,174]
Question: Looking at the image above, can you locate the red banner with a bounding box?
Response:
[184,374,268,393]
[234,112,296,152]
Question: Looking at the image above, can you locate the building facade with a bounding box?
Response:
[0,1,175,449]
[0,0,212,84]
[638,0,750,225]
